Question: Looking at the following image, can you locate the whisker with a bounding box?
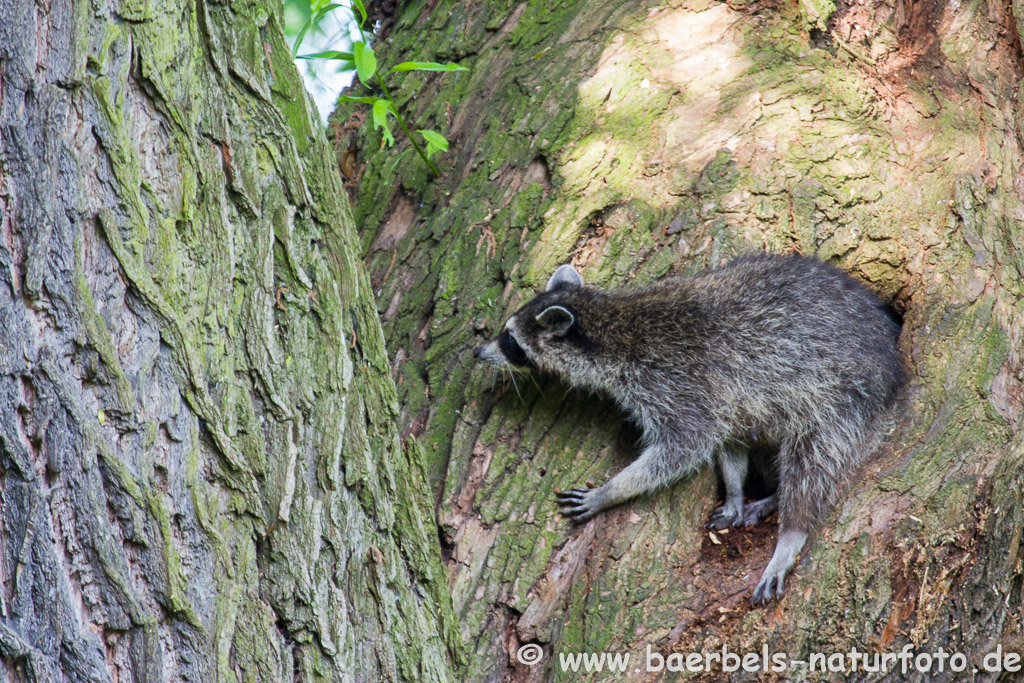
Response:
[527,372,544,397]
[506,367,524,404]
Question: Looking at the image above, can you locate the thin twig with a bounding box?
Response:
[833,34,877,67]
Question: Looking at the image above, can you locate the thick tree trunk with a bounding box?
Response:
[337,0,1024,679]
[0,0,456,680]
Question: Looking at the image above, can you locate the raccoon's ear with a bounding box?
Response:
[536,305,575,335]
[546,265,583,292]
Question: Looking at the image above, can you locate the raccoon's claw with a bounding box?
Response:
[556,488,603,523]
[751,572,784,606]
[706,504,743,530]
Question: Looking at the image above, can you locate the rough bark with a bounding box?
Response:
[0,0,457,680]
[336,0,1024,679]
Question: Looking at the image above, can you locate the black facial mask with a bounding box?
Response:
[498,329,531,367]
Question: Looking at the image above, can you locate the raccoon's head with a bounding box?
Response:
[473,265,586,378]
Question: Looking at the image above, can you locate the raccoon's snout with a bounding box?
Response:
[474,334,533,369]
[473,340,501,365]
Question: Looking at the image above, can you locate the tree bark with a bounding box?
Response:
[337,0,1024,679]
[0,0,456,680]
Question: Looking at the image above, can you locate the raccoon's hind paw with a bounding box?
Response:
[556,488,604,523]
[751,527,805,606]
[706,504,743,530]
[751,571,785,606]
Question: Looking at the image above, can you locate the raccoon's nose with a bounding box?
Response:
[472,346,482,358]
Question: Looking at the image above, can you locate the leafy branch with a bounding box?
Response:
[294,0,466,176]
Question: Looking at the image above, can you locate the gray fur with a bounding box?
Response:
[474,253,904,605]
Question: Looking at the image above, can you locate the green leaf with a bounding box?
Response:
[352,0,368,27]
[291,3,342,58]
[418,129,449,150]
[292,17,313,58]
[371,98,388,126]
[337,95,381,105]
[417,129,449,158]
[353,41,377,86]
[388,61,468,74]
[297,50,354,61]
[372,99,395,147]
[313,2,342,19]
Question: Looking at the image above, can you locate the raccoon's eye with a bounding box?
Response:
[498,329,530,366]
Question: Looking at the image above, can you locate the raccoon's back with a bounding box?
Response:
[692,253,904,407]
[695,253,899,346]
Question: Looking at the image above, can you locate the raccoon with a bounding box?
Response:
[473,253,904,605]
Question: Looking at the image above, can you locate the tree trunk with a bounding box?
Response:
[337,0,1024,679]
[0,0,456,680]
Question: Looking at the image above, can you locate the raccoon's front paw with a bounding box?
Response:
[741,495,778,527]
[556,487,606,523]
[706,503,743,530]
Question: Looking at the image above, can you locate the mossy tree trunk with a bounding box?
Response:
[0,0,457,680]
[336,0,1024,679]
